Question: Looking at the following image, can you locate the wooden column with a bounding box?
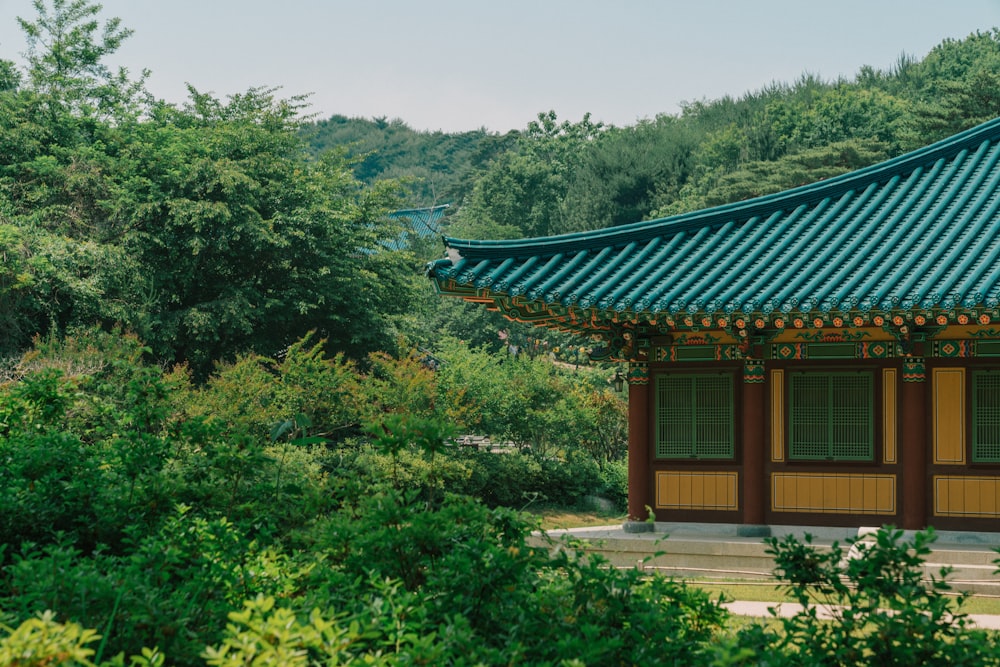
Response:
[626,365,651,528]
[742,360,766,525]
[900,357,927,530]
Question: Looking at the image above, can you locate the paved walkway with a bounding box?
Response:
[723,600,1000,630]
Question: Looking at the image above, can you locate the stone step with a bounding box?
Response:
[529,522,1000,593]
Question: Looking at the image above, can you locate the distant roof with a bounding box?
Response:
[384,204,449,251]
[428,117,1000,337]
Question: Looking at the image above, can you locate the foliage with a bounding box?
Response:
[448,111,605,240]
[5,4,1000,664]
[717,527,1000,666]
[561,115,700,229]
[202,595,382,667]
[179,334,363,443]
[0,2,418,377]
[432,339,625,461]
[299,113,506,209]
[18,0,150,119]
[0,610,110,667]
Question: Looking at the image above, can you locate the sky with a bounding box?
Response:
[1,0,999,134]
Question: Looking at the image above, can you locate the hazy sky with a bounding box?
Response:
[1,0,999,133]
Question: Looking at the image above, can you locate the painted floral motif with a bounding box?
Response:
[832,316,844,327]
[852,316,864,327]
[873,315,885,326]
[914,315,926,326]
[793,318,804,328]
[774,318,785,329]
[812,317,824,328]
[936,314,948,325]
[958,314,970,325]
[980,313,991,325]
[892,315,905,326]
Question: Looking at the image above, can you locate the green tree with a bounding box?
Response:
[0,2,420,374]
[18,0,150,118]
[562,115,700,230]
[450,111,605,240]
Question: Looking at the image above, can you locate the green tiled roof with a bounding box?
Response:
[428,118,1000,334]
[383,204,449,250]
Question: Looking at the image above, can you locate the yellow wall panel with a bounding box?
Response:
[823,476,837,508]
[936,477,958,514]
[679,474,692,506]
[701,477,715,506]
[982,484,998,515]
[836,476,851,508]
[933,368,966,464]
[863,477,877,507]
[771,473,896,515]
[690,474,704,506]
[883,368,897,464]
[771,369,784,462]
[773,473,786,509]
[849,476,864,507]
[876,476,894,511]
[661,472,680,507]
[655,471,739,511]
[965,482,981,514]
[934,476,1000,517]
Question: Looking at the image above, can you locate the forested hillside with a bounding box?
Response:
[311,29,1000,243]
[3,2,1000,663]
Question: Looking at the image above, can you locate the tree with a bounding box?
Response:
[562,116,699,229]
[0,2,419,374]
[449,111,605,240]
[110,88,416,374]
[17,0,150,119]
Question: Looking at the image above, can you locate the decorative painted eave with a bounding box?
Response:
[427,117,1000,355]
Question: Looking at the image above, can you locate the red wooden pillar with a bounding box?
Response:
[626,364,652,531]
[742,360,766,525]
[900,357,927,530]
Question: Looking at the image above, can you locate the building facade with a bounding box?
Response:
[427,118,1000,532]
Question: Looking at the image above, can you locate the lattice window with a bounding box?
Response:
[655,373,734,459]
[789,372,873,460]
[973,371,1000,462]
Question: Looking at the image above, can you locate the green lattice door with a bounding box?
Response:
[655,374,734,459]
[973,370,1000,462]
[789,372,873,460]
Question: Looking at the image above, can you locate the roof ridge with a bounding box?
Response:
[444,116,1000,259]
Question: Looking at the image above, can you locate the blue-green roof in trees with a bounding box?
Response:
[384,204,449,250]
[427,118,1000,336]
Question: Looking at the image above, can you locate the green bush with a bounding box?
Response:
[599,458,629,511]
[718,526,1000,666]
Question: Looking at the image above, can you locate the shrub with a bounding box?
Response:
[599,458,629,511]
[722,526,1000,666]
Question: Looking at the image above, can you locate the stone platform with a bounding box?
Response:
[528,522,1000,594]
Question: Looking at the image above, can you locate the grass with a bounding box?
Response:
[525,505,626,530]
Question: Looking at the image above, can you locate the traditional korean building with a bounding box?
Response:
[427,118,1000,532]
